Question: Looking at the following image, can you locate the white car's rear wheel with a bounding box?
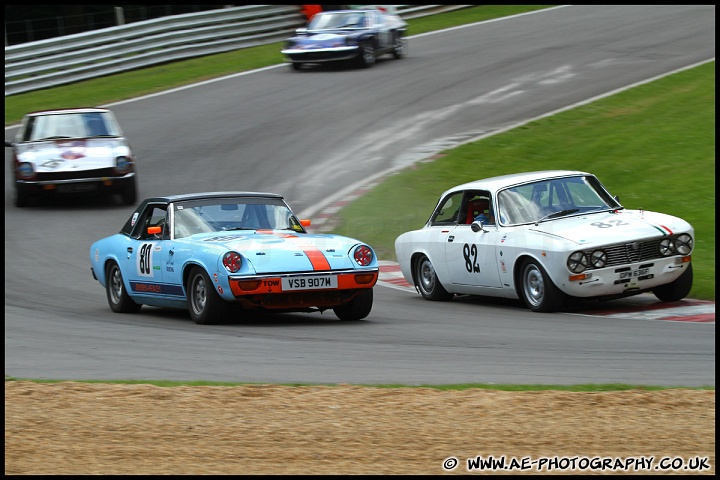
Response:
[105,261,141,313]
[415,255,453,301]
[519,259,564,312]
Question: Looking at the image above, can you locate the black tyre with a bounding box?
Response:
[414,255,453,301]
[519,259,565,312]
[121,178,137,205]
[333,289,373,321]
[187,267,228,325]
[357,44,375,68]
[291,62,302,71]
[392,35,406,59]
[105,261,142,313]
[15,188,29,208]
[653,263,693,302]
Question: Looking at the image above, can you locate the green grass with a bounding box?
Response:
[4,376,713,391]
[4,5,714,388]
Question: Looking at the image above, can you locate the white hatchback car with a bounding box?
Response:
[394,170,694,312]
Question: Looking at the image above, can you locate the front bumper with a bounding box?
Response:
[16,172,135,196]
[282,46,360,63]
[559,255,691,298]
[227,269,378,309]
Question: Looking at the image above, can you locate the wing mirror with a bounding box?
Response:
[471,221,486,233]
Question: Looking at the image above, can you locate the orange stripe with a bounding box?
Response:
[270,232,331,271]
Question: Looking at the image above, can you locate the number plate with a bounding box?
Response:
[619,267,650,279]
[57,183,97,193]
[282,275,337,291]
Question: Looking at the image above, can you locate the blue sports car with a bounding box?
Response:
[90,192,379,324]
[281,8,408,70]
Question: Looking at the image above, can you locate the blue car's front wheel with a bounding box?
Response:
[187,267,227,324]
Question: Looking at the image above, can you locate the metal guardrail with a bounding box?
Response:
[5,5,471,97]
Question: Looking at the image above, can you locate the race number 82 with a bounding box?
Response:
[463,243,481,273]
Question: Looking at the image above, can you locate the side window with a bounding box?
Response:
[139,205,168,240]
[431,192,464,225]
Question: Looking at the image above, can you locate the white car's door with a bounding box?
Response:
[444,224,502,288]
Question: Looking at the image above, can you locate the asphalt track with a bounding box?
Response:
[4,5,715,386]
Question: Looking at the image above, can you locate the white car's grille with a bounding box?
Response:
[586,239,664,268]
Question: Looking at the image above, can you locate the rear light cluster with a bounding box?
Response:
[353,245,373,266]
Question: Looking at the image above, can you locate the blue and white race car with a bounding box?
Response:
[281,8,407,70]
[90,191,379,324]
[395,170,694,312]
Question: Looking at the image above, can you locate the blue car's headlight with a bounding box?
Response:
[223,251,242,273]
[353,245,373,266]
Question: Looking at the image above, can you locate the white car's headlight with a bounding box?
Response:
[675,234,693,255]
[16,162,35,180]
[659,238,674,256]
[114,155,133,174]
[567,251,588,273]
[589,249,607,268]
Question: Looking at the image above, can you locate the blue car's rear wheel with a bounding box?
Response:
[106,261,141,313]
[187,267,227,324]
[333,288,373,321]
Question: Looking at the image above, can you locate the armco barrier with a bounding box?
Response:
[5,5,471,97]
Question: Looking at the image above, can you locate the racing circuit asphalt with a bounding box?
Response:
[4,5,715,387]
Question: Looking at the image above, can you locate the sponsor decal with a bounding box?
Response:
[59,140,87,160]
[133,283,162,293]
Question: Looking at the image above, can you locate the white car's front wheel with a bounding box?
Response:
[519,259,564,312]
[653,262,693,302]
